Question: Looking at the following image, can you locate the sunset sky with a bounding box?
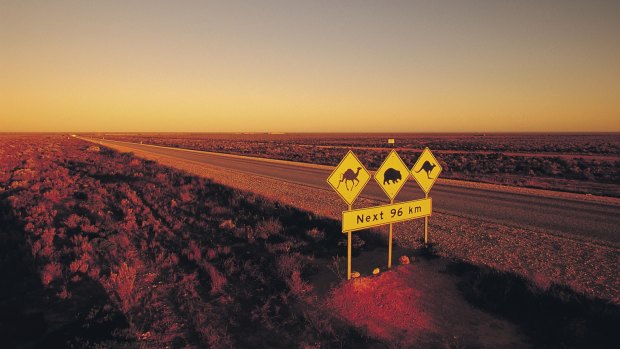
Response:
[1,0,619,132]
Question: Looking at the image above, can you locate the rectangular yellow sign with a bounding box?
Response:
[342,198,432,232]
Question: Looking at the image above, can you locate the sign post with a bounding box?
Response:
[388,209,392,268]
[326,151,371,280]
[411,147,442,245]
[373,150,410,268]
[347,205,352,280]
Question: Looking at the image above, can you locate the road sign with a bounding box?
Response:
[327,150,371,206]
[387,138,395,144]
[342,198,432,232]
[374,150,410,201]
[411,147,442,195]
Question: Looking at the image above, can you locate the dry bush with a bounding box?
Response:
[184,241,202,262]
[109,262,137,312]
[206,248,218,260]
[211,206,232,216]
[255,218,282,240]
[41,262,62,286]
[288,270,313,298]
[276,253,304,280]
[69,257,89,274]
[306,227,325,242]
[202,262,227,295]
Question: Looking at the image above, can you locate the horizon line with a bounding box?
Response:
[2,131,619,135]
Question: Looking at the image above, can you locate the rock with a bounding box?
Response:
[398,255,410,265]
[219,219,235,230]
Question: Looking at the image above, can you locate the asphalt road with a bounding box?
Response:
[87,138,620,247]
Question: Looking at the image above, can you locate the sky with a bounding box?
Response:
[1,0,619,132]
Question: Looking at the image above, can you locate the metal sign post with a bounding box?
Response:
[327,151,370,280]
[347,204,352,280]
[424,194,429,245]
[388,199,393,268]
[374,150,410,269]
[411,147,442,245]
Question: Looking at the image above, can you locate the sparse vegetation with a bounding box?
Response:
[99,133,620,196]
[0,135,373,348]
[1,134,618,348]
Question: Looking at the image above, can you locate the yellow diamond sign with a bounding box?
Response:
[411,147,442,194]
[327,150,370,206]
[374,150,410,201]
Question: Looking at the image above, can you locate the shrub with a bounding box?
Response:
[185,241,202,262]
[206,248,218,260]
[202,262,227,295]
[255,218,282,240]
[109,262,137,312]
[276,253,303,280]
[69,258,89,274]
[41,262,62,286]
[306,227,325,242]
[288,270,313,298]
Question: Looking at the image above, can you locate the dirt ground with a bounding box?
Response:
[313,246,532,348]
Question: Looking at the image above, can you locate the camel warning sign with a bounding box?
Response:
[327,150,370,206]
[374,150,410,201]
[411,147,442,195]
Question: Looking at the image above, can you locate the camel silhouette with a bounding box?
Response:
[337,167,362,191]
[415,161,436,179]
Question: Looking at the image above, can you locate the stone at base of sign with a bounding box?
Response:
[372,267,381,275]
[351,271,361,278]
[398,255,410,265]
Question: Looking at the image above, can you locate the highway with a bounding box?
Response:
[87,138,620,246]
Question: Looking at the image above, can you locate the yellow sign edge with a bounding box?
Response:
[341,197,432,232]
[326,150,371,206]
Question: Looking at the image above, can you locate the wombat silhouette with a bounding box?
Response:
[337,167,362,191]
[383,168,401,185]
[415,161,436,179]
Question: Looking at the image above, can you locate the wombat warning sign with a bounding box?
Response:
[374,150,410,201]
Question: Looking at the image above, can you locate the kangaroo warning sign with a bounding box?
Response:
[411,147,442,195]
[327,150,371,206]
[374,150,410,201]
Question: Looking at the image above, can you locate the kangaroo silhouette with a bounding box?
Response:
[337,167,362,191]
[415,161,436,179]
